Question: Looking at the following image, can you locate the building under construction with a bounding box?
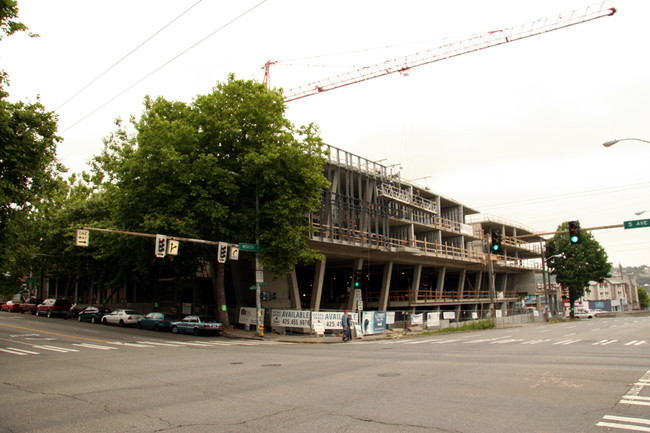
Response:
[263,144,546,321]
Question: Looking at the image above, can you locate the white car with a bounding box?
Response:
[102,309,145,327]
[575,309,600,319]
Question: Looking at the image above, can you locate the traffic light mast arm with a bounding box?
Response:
[513,223,624,239]
[79,226,227,246]
[281,3,615,102]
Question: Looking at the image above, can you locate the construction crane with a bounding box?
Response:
[265,2,615,102]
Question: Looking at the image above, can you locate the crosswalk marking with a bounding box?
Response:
[32,345,79,353]
[625,340,647,346]
[553,339,582,345]
[598,415,650,432]
[593,339,618,346]
[72,343,119,351]
[137,341,185,347]
[0,347,40,355]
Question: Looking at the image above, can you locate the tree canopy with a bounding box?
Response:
[545,221,611,315]
[88,75,329,324]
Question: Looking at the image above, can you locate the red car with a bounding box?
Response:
[1,301,21,312]
[36,298,72,318]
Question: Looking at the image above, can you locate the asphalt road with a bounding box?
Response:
[1,312,650,433]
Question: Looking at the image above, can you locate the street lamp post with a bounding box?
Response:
[602,138,650,147]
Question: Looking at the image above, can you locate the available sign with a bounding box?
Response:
[624,219,650,230]
[271,310,311,329]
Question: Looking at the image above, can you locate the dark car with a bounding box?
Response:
[170,316,223,336]
[36,298,72,318]
[77,306,111,324]
[19,298,43,314]
[137,312,177,332]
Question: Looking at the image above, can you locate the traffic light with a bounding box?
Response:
[568,221,581,244]
[490,231,502,254]
[155,234,167,258]
[353,270,365,290]
[217,242,228,263]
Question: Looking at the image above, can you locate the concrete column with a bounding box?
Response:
[436,267,446,299]
[310,259,326,311]
[287,270,301,310]
[457,269,466,300]
[378,261,393,311]
[474,271,483,298]
[412,264,423,302]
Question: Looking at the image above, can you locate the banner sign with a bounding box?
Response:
[386,311,395,325]
[271,310,311,328]
[427,312,440,327]
[361,311,386,335]
[239,307,264,325]
[311,311,357,330]
[410,313,423,325]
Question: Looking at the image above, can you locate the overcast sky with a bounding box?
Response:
[3,0,649,267]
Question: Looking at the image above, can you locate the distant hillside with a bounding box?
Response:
[620,266,650,287]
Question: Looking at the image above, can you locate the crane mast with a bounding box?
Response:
[278,2,615,102]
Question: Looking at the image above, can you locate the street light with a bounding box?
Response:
[602,138,650,147]
[635,210,647,216]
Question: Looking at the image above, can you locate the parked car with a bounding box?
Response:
[1,300,21,312]
[77,306,111,324]
[19,298,43,315]
[170,316,223,336]
[102,309,144,327]
[137,312,177,331]
[36,298,72,318]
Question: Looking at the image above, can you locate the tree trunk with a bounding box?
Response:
[209,258,230,328]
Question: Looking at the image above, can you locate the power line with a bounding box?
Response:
[477,181,650,211]
[55,0,204,112]
[61,0,268,134]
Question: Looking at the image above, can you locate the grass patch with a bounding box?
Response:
[422,319,495,335]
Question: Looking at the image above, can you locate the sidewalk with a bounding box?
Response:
[221,327,420,344]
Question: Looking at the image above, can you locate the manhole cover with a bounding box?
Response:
[377,373,400,377]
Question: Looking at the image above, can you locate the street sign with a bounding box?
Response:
[167,240,179,256]
[230,247,240,260]
[239,242,261,252]
[255,270,264,283]
[75,229,89,247]
[624,219,650,230]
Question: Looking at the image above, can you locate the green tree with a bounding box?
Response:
[0,1,64,298]
[91,75,329,326]
[637,287,649,310]
[545,221,611,318]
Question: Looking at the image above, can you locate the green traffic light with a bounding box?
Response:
[492,244,499,251]
[570,235,579,244]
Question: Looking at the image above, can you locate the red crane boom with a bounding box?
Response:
[275,2,615,102]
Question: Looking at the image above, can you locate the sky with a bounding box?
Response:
[3,0,649,267]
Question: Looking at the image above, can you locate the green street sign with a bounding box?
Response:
[624,219,650,230]
[239,242,261,252]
